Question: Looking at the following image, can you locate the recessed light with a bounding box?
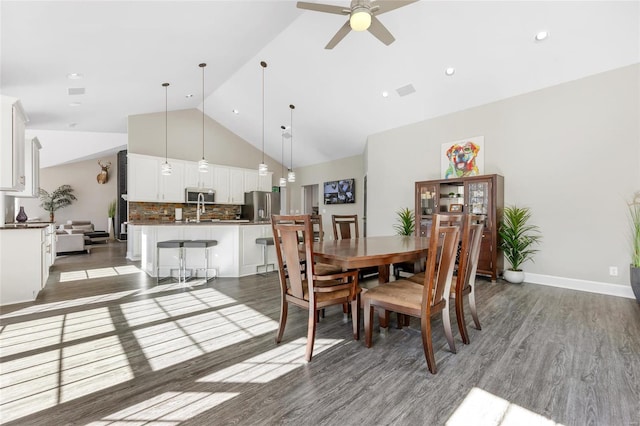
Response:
[535,31,549,41]
[232,109,239,114]
[69,102,82,107]
[381,91,389,98]
[185,94,193,98]
[67,73,83,80]
[445,67,456,76]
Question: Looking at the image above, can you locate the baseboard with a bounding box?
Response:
[524,273,635,299]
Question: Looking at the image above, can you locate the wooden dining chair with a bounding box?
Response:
[363,214,460,374]
[408,213,484,345]
[332,214,378,279]
[271,214,361,362]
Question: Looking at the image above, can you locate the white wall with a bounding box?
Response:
[18,154,118,230]
[288,155,364,239]
[367,64,639,291]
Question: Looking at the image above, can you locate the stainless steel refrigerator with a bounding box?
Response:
[242,191,281,222]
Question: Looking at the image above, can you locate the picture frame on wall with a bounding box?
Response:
[324,178,355,204]
[441,136,485,179]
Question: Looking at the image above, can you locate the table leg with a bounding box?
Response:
[378,264,390,284]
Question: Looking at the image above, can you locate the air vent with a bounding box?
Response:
[68,87,85,95]
[396,84,416,97]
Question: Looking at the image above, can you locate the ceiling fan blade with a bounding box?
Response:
[325,20,352,49]
[297,1,349,15]
[368,15,395,45]
[374,0,419,15]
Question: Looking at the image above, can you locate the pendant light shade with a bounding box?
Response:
[287,104,296,183]
[279,125,286,187]
[198,63,209,173]
[161,82,172,176]
[258,61,268,176]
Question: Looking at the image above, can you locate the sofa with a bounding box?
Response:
[56,220,109,254]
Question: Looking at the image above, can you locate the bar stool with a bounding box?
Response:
[255,237,275,274]
[156,240,188,284]
[183,240,218,282]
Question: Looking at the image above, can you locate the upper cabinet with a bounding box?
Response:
[184,161,214,189]
[213,165,245,204]
[415,174,504,281]
[128,154,185,202]
[0,96,28,191]
[14,137,41,198]
[244,170,273,193]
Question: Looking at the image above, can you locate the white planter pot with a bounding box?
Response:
[503,269,525,284]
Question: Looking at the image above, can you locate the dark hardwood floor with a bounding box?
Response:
[1,242,639,425]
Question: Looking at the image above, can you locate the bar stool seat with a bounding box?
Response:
[183,240,218,282]
[256,237,275,274]
[156,240,188,284]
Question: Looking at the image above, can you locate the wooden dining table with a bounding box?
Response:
[312,235,431,284]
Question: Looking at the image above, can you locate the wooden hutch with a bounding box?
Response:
[415,174,504,281]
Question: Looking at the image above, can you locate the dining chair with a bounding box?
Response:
[271,214,361,362]
[408,213,484,344]
[331,214,378,279]
[363,214,460,374]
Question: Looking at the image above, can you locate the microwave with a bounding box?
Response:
[185,188,216,204]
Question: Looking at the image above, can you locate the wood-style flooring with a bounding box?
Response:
[1,242,639,425]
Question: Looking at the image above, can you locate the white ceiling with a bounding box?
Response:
[2,1,639,168]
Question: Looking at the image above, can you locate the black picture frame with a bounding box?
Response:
[324,178,355,204]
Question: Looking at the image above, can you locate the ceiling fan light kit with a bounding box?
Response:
[297,0,417,49]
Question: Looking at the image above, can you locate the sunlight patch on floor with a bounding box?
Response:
[86,391,239,425]
[133,304,278,371]
[59,266,143,283]
[446,387,565,426]
[0,336,133,424]
[199,338,342,384]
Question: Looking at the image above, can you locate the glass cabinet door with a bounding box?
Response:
[416,183,437,237]
[466,179,492,227]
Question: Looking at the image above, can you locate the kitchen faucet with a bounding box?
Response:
[196,192,205,223]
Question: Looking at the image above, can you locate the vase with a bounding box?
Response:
[503,269,525,284]
[16,206,28,223]
[631,265,640,304]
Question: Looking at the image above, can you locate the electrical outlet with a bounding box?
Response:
[609,266,618,276]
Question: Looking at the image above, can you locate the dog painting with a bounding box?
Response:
[441,136,484,179]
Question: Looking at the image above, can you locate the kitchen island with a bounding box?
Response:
[127,221,276,278]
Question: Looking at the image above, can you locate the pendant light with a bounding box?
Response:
[279,125,287,187]
[258,61,268,176]
[198,63,208,173]
[160,82,172,176]
[287,104,296,182]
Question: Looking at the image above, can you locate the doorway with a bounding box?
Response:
[302,184,319,214]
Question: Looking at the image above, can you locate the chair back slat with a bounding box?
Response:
[332,214,359,240]
[310,214,324,242]
[272,215,315,300]
[463,215,485,289]
[423,215,459,315]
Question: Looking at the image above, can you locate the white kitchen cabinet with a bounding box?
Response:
[128,154,184,202]
[126,224,142,260]
[14,137,41,198]
[229,168,245,204]
[0,226,51,305]
[245,170,273,193]
[0,96,28,191]
[184,161,214,189]
[258,172,273,192]
[213,165,231,203]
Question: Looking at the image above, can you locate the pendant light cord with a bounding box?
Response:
[163,83,169,162]
[289,104,295,171]
[199,63,206,160]
[261,61,267,164]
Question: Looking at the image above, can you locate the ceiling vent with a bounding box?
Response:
[396,84,416,97]
[68,87,85,95]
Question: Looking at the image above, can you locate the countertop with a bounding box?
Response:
[0,223,52,230]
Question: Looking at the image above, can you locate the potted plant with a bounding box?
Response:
[498,205,541,283]
[108,199,117,239]
[394,207,415,236]
[393,207,416,279]
[39,185,77,222]
[629,191,640,302]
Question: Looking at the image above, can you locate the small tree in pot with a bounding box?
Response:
[629,191,640,303]
[392,207,416,279]
[498,205,541,283]
[39,185,77,222]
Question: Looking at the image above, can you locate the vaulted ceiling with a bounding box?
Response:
[1,1,638,168]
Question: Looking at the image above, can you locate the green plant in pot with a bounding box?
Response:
[108,199,117,239]
[39,185,77,222]
[628,191,640,303]
[498,205,541,284]
[394,207,415,236]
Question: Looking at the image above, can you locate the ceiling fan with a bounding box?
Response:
[297,0,418,49]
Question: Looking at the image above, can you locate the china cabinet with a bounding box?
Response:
[415,174,504,281]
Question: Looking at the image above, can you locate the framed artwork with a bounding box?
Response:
[449,204,463,212]
[324,178,355,204]
[441,136,484,179]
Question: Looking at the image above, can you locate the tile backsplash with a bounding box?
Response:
[129,202,241,222]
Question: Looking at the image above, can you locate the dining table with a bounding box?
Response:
[312,235,431,328]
